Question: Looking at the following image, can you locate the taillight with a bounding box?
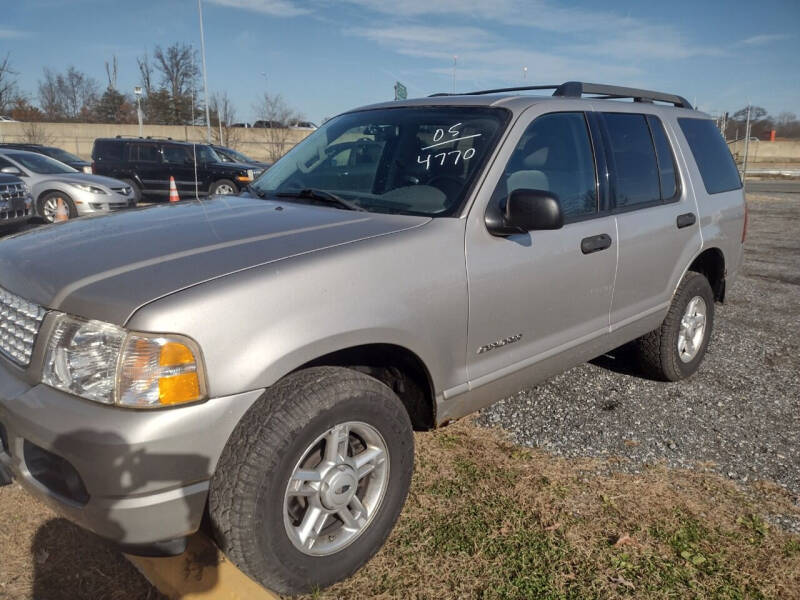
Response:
[742,200,749,243]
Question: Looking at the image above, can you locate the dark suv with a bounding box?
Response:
[91,138,258,200]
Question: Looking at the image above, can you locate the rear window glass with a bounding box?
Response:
[647,116,679,199]
[93,140,124,161]
[603,113,660,207]
[678,118,741,194]
[130,143,161,162]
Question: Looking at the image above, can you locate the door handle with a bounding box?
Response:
[580,233,612,254]
[677,212,696,228]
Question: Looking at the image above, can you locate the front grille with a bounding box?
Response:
[0,182,26,201]
[0,286,46,366]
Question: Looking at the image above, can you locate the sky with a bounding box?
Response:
[2,0,799,124]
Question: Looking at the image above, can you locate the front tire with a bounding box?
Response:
[38,191,78,223]
[209,179,238,196]
[209,367,414,595]
[634,271,715,381]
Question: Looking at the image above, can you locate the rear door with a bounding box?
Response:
[465,106,617,384]
[161,144,199,196]
[129,142,165,194]
[599,110,703,328]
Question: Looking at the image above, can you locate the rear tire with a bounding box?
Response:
[634,271,715,381]
[209,366,414,595]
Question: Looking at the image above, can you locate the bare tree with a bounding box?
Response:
[153,43,198,125]
[253,92,298,162]
[105,55,118,90]
[137,51,154,96]
[209,91,238,147]
[20,121,54,145]
[0,53,20,114]
[38,66,99,121]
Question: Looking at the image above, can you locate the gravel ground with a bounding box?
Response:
[477,193,800,505]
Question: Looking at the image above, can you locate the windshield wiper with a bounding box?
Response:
[274,188,366,212]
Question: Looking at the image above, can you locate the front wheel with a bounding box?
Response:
[634,271,715,381]
[38,191,78,223]
[209,179,238,196]
[209,367,414,595]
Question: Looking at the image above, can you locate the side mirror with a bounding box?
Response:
[485,188,564,236]
[1,166,23,176]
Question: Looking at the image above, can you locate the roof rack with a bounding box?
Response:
[429,81,692,109]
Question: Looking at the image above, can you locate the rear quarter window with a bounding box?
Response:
[93,140,124,161]
[678,118,741,194]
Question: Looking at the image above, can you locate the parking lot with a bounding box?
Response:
[0,190,798,599]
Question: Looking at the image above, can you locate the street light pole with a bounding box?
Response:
[134,86,143,137]
[452,55,458,94]
[198,0,212,143]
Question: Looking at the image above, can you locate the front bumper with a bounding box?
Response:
[0,358,263,546]
[73,190,136,217]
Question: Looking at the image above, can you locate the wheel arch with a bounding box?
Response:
[293,343,437,431]
[687,247,726,302]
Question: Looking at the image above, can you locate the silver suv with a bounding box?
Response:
[0,82,745,594]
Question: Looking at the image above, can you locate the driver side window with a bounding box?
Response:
[493,112,598,220]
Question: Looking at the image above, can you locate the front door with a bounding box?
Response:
[465,107,617,386]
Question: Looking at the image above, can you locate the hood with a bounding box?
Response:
[39,172,126,188]
[0,196,428,325]
[214,160,257,171]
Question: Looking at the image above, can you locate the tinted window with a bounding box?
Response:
[603,113,660,207]
[495,112,597,219]
[93,140,123,161]
[130,143,160,162]
[678,118,741,194]
[647,116,678,199]
[163,145,191,164]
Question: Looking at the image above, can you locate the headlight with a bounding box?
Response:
[42,314,206,409]
[70,183,108,195]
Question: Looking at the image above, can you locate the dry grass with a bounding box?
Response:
[302,420,800,600]
[1,420,798,599]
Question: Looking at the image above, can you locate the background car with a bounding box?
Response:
[0,143,92,172]
[0,115,18,123]
[289,120,318,130]
[0,149,135,223]
[92,137,259,198]
[252,120,284,128]
[210,144,271,172]
[0,172,34,230]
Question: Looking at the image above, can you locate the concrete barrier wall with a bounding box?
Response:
[728,140,800,164]
[0,121,312,163]
[2,121,799,165]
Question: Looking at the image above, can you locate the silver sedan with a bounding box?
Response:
[0,149,136,223]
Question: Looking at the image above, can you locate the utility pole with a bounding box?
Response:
[218,105,224,146]
[452,55,457,94]
[742,104,752,179]
[198,0,212,143]
[134,86,143,137]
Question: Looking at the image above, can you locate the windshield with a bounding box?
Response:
[7,152,78,174]
[42,147,84,164]
[194,145,220,163]
[220,147,254,163]
[251,106,508,216]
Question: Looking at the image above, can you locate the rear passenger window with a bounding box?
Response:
[647,116,679,200]
[602,113,660,208]
[130,143,160,162]
[495,112,597,220]
[93,141,123,161]
[678,118,742,194]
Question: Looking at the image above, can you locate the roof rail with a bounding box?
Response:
[429,81,692,109]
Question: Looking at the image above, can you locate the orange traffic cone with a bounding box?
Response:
[169,176,180,203]
[54,197,69,222]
